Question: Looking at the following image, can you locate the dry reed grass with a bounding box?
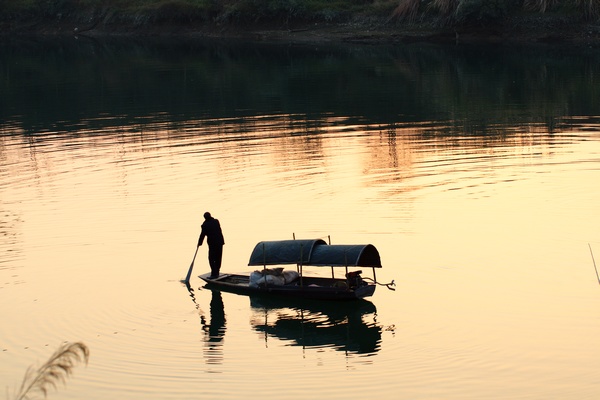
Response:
[391,0,421,21]
[431,0,459,14]
[526,0,600,17]
[525,0,559,12]
[576,0,600,17]
[392,0,600,20]
[11,342,89,400]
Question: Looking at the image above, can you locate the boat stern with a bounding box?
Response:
[355,283,376,299]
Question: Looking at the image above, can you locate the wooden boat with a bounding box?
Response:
[199,239,385,301]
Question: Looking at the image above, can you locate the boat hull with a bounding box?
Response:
[199,273,376,301]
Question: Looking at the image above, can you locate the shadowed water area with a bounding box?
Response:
[1,37,600,399]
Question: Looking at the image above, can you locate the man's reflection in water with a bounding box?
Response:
[202,290,226,364]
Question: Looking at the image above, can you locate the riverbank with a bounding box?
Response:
[2,13,600,46]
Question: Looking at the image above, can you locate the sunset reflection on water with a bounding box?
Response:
[2,39,600,399]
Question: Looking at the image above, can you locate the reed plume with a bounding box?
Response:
[12,342,89,400]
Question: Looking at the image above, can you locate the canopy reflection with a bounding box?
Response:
[248,295,382,355]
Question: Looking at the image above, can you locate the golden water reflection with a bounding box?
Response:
[2,109,600,399]
[1,113,595,255]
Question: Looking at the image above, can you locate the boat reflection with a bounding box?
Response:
[248,295,382,355]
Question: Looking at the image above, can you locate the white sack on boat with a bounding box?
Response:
[249,269,298,288]
[264,274,285,285]
[282,270,299,283]
[249,271,263,287]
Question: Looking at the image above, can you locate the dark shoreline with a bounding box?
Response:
[2,14,600,46]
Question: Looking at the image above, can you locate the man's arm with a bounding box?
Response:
[198,229,206,246]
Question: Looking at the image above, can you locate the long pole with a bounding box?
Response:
[589,244,600,285]
[184,246,199,285]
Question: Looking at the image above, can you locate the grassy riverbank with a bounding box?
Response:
[1,0,600,43]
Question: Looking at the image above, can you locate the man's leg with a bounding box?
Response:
[213,245,223,277]
[208,245,223,277]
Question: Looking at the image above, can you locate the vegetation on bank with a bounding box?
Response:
[0,0,599,33]
[393,0,600,24]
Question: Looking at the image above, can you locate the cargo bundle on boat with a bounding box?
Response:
[200,238,391,301]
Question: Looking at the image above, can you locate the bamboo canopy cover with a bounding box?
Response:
[248,239,382,268]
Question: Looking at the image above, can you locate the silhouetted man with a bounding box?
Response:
[198,212,225,279]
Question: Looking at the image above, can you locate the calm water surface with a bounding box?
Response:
[1,38,600,399]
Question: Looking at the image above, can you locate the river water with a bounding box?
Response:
[1,37,600,399]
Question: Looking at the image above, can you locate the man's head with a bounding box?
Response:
[204,212,212,219]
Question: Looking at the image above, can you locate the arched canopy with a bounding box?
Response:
[248,239,326,266]
[309,244,381,268]
[248,239,382,268]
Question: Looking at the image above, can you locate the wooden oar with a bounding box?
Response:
[184,246,199,284]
